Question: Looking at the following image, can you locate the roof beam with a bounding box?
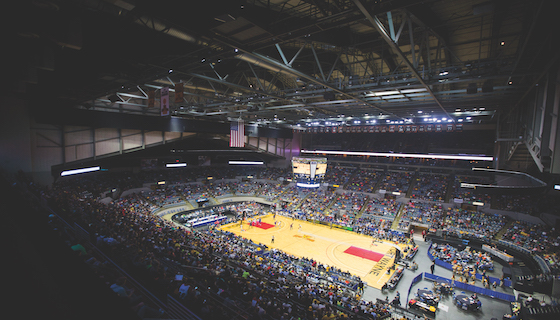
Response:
[353,0,452,120]
[236,51,403,119]
[186,72,302,105]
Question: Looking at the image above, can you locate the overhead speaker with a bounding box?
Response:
[466,83,477,94]
[108,94,119,102]
[323,92,335,100]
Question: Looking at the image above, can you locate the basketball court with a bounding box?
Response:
[218,214,409,289]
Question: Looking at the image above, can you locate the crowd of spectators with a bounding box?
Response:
[205,181,237,197]
[257,167,291,181]
[149,185,187,207]
[298,189,337,217]
[178,183,209,200]
[353,216,394,234]
[235,181,263,195]
[255,182,286,201]
[361,197,400,218]
[401,201,445,226]
[451,174,493,204]
[279,185,312,212]
[377,171,413,194]
[345,169,382,193]
[502,220,560,256]
[405,203,507,241]
[440,209,506,240]
[329,192,368,217]
[410,173,448,202]
[323,165,356,186]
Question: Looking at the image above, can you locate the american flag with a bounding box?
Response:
[230,119,245,147]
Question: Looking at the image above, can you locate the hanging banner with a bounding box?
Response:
[174,82,184,103]
[161,87,170,116]
[230,120,245,147]
[147,90,155,108]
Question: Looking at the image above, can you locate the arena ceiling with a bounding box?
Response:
[5,0,557,130]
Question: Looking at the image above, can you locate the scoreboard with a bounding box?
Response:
[292,157,327,188]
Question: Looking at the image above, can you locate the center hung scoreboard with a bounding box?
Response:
[292,157,327,188]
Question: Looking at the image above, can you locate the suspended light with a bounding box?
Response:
[166,163,187,168]
[229,161,264,165]
[60,166,100,176]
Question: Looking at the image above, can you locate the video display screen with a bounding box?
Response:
[292,157,327,187]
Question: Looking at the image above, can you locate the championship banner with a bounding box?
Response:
[161,87,170,116]
[174,82,184,103]
[147,90,155,108]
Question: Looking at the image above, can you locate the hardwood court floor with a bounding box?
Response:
[219,215,408,289]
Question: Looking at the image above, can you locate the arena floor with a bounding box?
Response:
[218,214,413,290]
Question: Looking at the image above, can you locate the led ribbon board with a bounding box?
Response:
[301,150,493,161]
